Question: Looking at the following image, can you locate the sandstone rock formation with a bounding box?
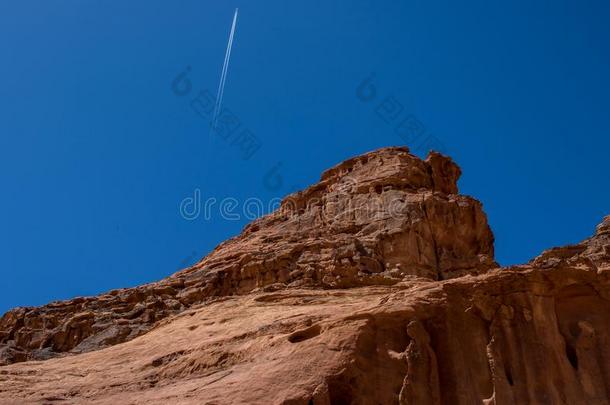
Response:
[0,146,608,404]
[0,147,496,365]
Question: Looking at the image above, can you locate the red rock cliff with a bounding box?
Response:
[0,147,496,364]
[0,147,609,405]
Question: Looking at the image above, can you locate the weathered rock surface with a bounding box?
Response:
[0,147,496,365]
[0,146,609,404]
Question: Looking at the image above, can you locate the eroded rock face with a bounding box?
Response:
[0,235,609,404]
[0,146,609,405]
[187,148,496,290]
[0,147,496,364]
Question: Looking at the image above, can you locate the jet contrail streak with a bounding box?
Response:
[218,10,238,106]
[214,11,236,120]
[211,8,238,131]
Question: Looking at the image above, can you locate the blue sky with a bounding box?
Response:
[1,0,609,313]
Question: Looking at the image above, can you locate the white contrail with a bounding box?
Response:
[214,10,237,120]
[217,9,238,111]
[211,8,238,131]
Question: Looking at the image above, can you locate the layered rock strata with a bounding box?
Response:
[0,147,496,364]
[1,147,609,405]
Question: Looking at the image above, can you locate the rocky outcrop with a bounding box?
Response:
[0,221,609,404]
[0,147,609,405]
[0,147,496,365]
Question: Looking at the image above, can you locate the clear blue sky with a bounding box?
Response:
[1,0,609,313]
